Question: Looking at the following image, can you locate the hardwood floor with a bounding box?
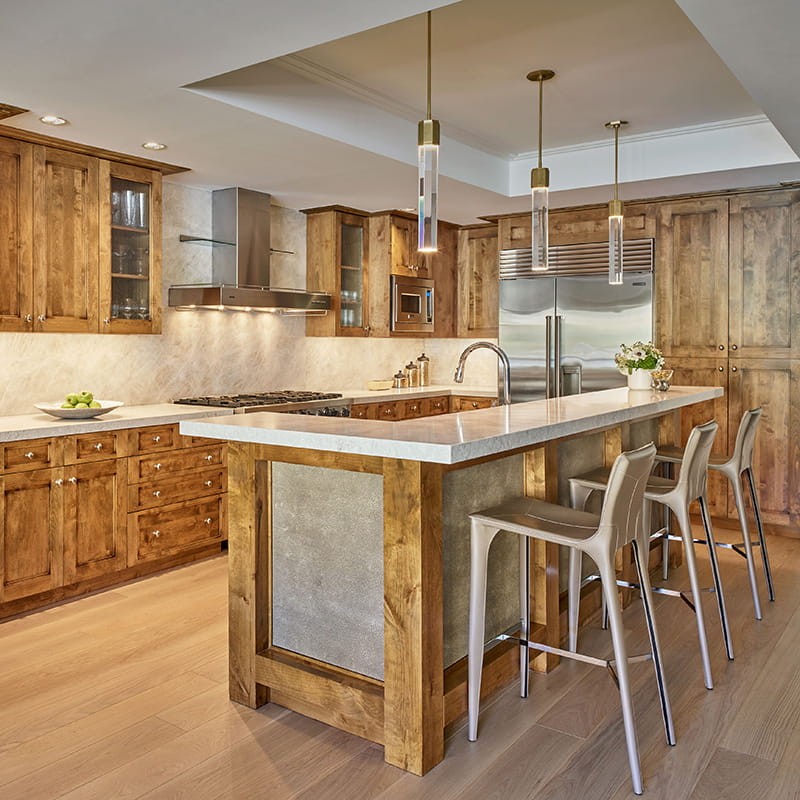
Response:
[2,530,799,799]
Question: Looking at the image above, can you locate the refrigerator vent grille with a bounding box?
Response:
[499,238,654,279]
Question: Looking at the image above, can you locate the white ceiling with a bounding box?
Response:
[1,0,799,224]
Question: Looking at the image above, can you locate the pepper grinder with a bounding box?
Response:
[416,353,430,386]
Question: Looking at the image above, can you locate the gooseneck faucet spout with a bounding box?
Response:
[454,341,512,405]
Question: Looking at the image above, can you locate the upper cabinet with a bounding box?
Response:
[655,197,729,358]
[305,207,370,337]
[0,126,184,334]
[728,190,800,360]
[456,224,497,338]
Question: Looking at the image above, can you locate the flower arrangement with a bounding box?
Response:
[614,341,664,374]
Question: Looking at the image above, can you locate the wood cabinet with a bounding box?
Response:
[0,128,171,335]
[450,395,495,412]
[0,138,33,331]
[456,224,498,337]
[0,467,62,602]
[350,394,495,421]
[655,197,729,358]
[0,424,228,618]
[305,207,370,337]
[728,191,800,360]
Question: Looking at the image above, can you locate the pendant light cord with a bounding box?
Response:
[426,11,432,121]
[537,77,543,169]
[614,124,619,201]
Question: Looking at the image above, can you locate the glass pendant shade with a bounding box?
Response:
[608,202,624,285]
[531,178,549,271]
[418,136,439,252]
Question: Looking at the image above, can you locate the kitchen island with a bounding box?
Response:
[181,386,722,775]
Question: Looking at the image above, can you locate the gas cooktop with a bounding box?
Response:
[173,391,351,417]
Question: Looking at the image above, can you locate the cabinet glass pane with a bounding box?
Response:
[340,222,363,328]
[110,177,151,321]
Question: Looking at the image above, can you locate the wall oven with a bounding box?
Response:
[390,275,434,333]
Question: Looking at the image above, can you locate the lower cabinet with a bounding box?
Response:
[0,423,228,617]
[350,394,496,421]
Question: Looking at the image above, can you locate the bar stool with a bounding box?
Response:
[655,407,774,620]
[468,443,675,796]
[568,421,733,692]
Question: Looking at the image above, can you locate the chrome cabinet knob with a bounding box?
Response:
[68,477,77,484]
[731,344,738,350]
[24,452,34,459]
[153,435,161,442]
[151,530,160,537]
[103,318,111,324]
[153,490,161,497]
[731,366,738,372]
[204,518,213,525]
[204,454,213,461]
[204,480,213,487]
[37,315,46,322]
[719,344,725,350]
[472,402,479,408]
[153,463,162,470]
[54,478,63,486]
[24,314,32,322]
[93,442,103,450]
[718,366,724,372]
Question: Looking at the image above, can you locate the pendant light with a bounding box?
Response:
[606,120,628,285]
[417,11,439,253]
[527,69,555,271]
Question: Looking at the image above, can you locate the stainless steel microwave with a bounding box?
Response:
[391,275,434,333]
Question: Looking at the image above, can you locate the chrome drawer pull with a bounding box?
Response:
[54,478,63,486]
[153,463,162,470]
[204,454,213,461]
[93,442,103,450]
[153,490,161,497]
[151,530,160,537]
[204,480,213,487]
[25,452,34,459]
[204,518,213,525]
[68,477,77,484]
[153,435,161,442]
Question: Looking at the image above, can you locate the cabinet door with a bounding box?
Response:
[62,459,128,583]
[667,357,730,516]
[338,212,369,336]
[728,358,799,525]
[32,147,99,333]
[728,191,800,359]
[391,216,427,276]
[0,468,63,602]
[99,161,162,335]
[0,138,33,331]
[655,198,728,358]
[457,225,498,337]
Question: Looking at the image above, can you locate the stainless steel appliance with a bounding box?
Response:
[390,274,434,333]
[174,391,351,416]
[498,239,654,402]
[168,188,331,313]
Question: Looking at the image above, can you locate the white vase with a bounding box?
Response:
[627,369,653,391]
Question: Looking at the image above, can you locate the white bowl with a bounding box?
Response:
[35,400,124,419]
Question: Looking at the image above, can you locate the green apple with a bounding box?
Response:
[61,402,74,409]
[74,402,89,408]
[65,393,80,406]
[77,391,93,404]
[89,401,101,408]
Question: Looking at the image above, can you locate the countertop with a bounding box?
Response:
[0,404,236,443]
[180,386,723,465]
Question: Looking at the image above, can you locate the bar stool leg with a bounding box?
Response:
[519,536,531,696]
[567,548,582,652]
[672,504,714,689]
[698,496,734,661]
[731,476,763,620]
[631,539,676,746]
[745,467,775,602]
[468,520,500,741]
[662,462,674,581]
[598,554,644,795]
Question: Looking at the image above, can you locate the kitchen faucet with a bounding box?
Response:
[454,342,512,406]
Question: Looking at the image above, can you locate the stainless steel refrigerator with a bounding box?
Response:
[498,243,653,402]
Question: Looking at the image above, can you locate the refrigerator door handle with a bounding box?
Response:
[554,315,563,397]
[545,315,553,399]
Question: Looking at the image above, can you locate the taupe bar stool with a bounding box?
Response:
[568,421,733,692]
[468,443,675,796]
[656,408,774,620]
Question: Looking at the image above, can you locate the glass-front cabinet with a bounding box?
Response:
[338,213,367,334]
[100,162,162,334]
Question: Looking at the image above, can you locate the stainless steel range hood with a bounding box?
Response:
[168,187,330,313]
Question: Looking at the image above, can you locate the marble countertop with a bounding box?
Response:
[340,384,496,404]
[180,386,723,465]
[0,404,235,443]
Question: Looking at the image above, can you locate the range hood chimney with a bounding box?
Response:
[168,187,331,313]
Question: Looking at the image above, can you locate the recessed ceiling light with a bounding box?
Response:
[142,142,167,151]
[39,115,68,126]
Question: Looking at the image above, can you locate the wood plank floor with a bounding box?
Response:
[2,530,800,799]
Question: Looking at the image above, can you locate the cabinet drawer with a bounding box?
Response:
[131,424,180,454]
[180,434,221,448]
[402,399,426,419]
[130,445,226,482]
[65,431,127,464]
[2,439,60,473]
[129,467,227,511]
[131,495,225,562]
[451,396,495,412]
[350,403,377,420]
[422,396,449,416]
[376,402,400,420]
